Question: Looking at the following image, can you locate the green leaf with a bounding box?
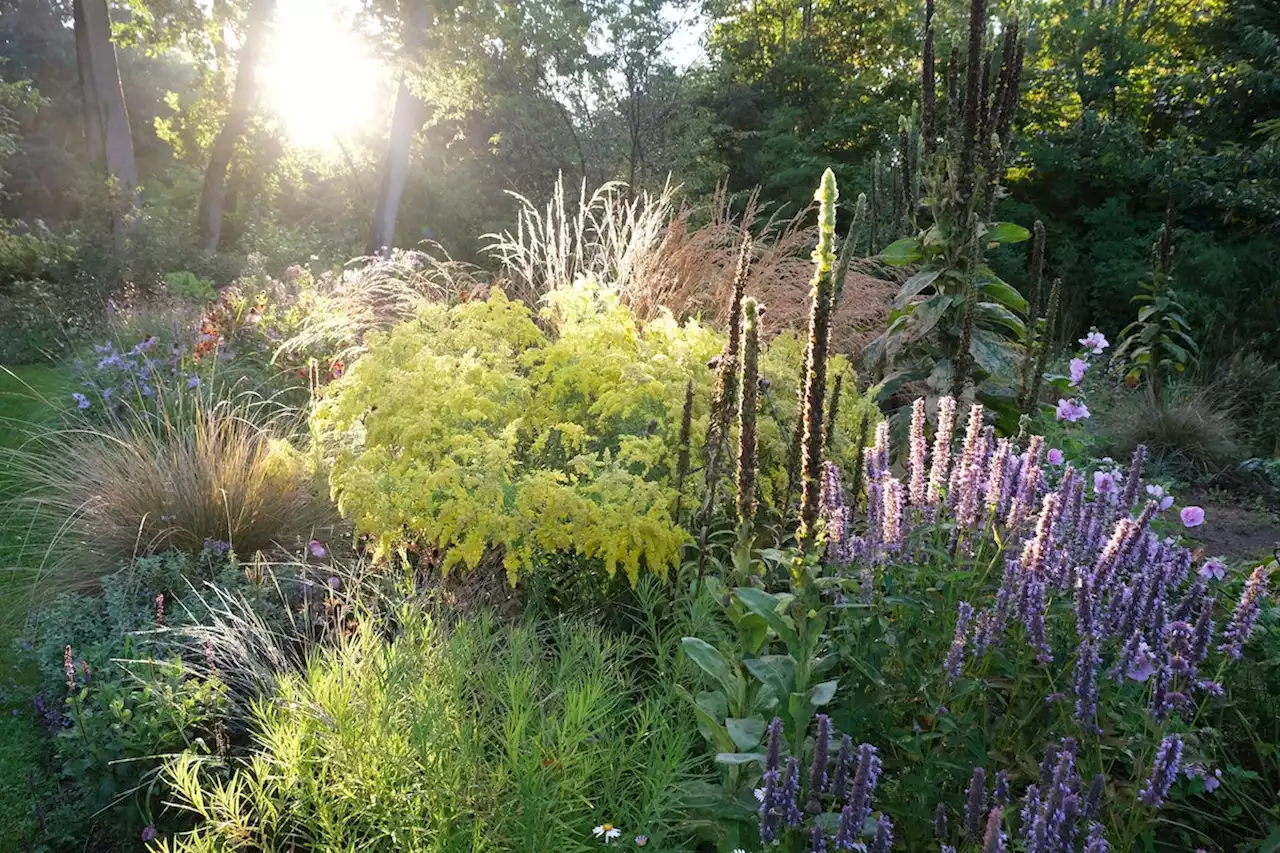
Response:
[744,655,798,700]
[985,221,1031,244]
[734,588,799,651]
[715,751,766,766]
[809,679,838,706]
[675,685,735,753]
[726,716,768,751]
[977,270,1030,314]
[682,637,740,698]
[902,294,954,343]
[976,302,1027,338]
[893,269,942,308]
[881,237,924,266]
[737,613,769,657]
[969,329,1020,379]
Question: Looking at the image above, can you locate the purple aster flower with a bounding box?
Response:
[141,826,157,843]
[1069,358,1088,387]
[1073,638,1100,731]
[72,392,90,410]
[1047,448,1064,466]
[1198,558,1226,582]
[1220,565,1269,659]
[964,766,987,842]
[1138,735,1183,807]
[187,375,201,389]
[806,714,832,811]
[934,802,948,840]
[1079,330,1110,354]
[1056,398,1090,423]
[310,539,328,559]
[945,602,975,684]
[1180,506,1205,528]
[870,814,894,853]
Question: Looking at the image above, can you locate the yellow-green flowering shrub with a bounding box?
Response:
[312,279,878,584]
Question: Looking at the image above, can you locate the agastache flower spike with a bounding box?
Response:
[1220,565,1269,660]
[934,802,949,840]
[909,397,928,507]
[806,714,832,812]
[64,645,75,689]
[1120,444,1148,511]
[1073,638,1100,732]
[830,734,854,801]
[882,477,905,552]
[927,396,958,507]
[846,743,882,834]
[964,766,987,842]
[986,439,1012,519]
[810,824,829,853]
[982,807,1006,853]
[781,757,804,827]
[870,814,894,853]
[1019,492,1060,576]
[1075,573,1096,639]
[945,602,975,684]
[833,804,860,850]
[1082,773,1105,821]
[993,771,1010,807]
[1138,735,1183,807]
[1191,597,1214,668]
[1005,436,1045,529]
[1020,785,1041,847]
[1083,822,1110,853]
[765,716,784,774]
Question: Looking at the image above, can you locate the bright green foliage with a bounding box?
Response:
[164,269,216,302]
[313,280,878,584]
[157,612,704,853]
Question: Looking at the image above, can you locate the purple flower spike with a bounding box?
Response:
[909,397,928,507]
[806,714,832,812]
[1138,735,1183,807]
[846,743,882,834]
[809,824,829,853]
[964,766,987,842]
[830,734,854,801]
[945,602,975,684]
[1083,822,1110,853]
[934,802,949,840]
[982,807,1006,853]
[833,804,859,850]
[1220,565,1269,659]
[1073,638,1100,731]
[1180,506,1205,528]
[870,814,894,853]
[764,716,784,774]
[993,771,1009,807]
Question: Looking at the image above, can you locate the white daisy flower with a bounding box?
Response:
[593,824,622,843]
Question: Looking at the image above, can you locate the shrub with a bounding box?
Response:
[679,396,1274,853]
[312,279,879,584]
[1,392,334,587]
[157,612,705,853]
[164,271,217,303]
[1211,350,1280,458]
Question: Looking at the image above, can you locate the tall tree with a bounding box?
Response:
[196,0,273,252]
[73,0,138,207]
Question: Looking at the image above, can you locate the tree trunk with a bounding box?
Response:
[74,0,138,224]
[367,78,422,257]
[197,0,274,253]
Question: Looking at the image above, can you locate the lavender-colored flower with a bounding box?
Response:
[945,602,974,684]
[1069,358,1088,387]
[1180,506,1205,528]
[830,734,853,801]
[1075,573,1096,639]
[1197,679,1224,696]
[154,592,165,626]
[986,440,1012,519]
[909,397,928,507]
[981,807,1005,853]
[934,802,948,840]
[1023,577,1049,660]
[1019,493,1060,577]
[833,804,860,850]
[809,824,829,853]
[806,714,831,811]
[927,396,958,506]
[1079,330,1109,354]
[63,645,75,689]
[1138,735,1183,807]
[310,539,328,559]
[1220,565,1269,659]
[882,477,905,552]
[187,375,201,389]
[1083,822,1109,853]
[1073,638,1100,731]
[781,757,804,827]
[1166,619,1194,677]
[1191,598,1214,666]
[1047,448,1064,466]
[846,743,882,834]
[1093,470,1116,498]
[1127,636,1156,682]
[203,538,231,556]
[870,814,893,853]
[1119,444,1147,509]
[1056,398,1090,423]
[141,826,157,843]
[72,392,90,409]
[1145,484,1175,511]
[1198,558,1226,582]
[993,771,1009,807]
[765,716,784,774]
[964,767,987,842]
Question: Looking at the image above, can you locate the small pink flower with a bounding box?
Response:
[1079,330,1110,355]
[1093,470,1116,495]
[1180,506,1205,528]
[1069,358,1089,387]
[1199,558,1226,582]
[309,540,327,559]
[1047,448,1064,466]
[1055,398,1091,423]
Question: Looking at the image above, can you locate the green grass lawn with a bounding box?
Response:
[1,363,70,850]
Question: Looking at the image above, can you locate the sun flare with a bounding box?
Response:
[260,0,387,149]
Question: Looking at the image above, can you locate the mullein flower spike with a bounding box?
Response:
[736,298,761,531]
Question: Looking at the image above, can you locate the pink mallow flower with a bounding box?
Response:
[1079,330,1110,355]
[309,539,327,559]
[1146,484,1175,511]
[1199,558,1226,582]
[1180,506,1206,528]
[1056,398,1091,423]
[1047,448,1065,466]
[1069,358,1089,387]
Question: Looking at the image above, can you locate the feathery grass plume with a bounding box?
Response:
[796,169,840,556]
[921,0,937,158]
[825,373,844,449]
[674,379,695,522]
[737,299,762,532]
[958,0,989,205]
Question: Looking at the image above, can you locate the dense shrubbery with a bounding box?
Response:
[314,278,879,584]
